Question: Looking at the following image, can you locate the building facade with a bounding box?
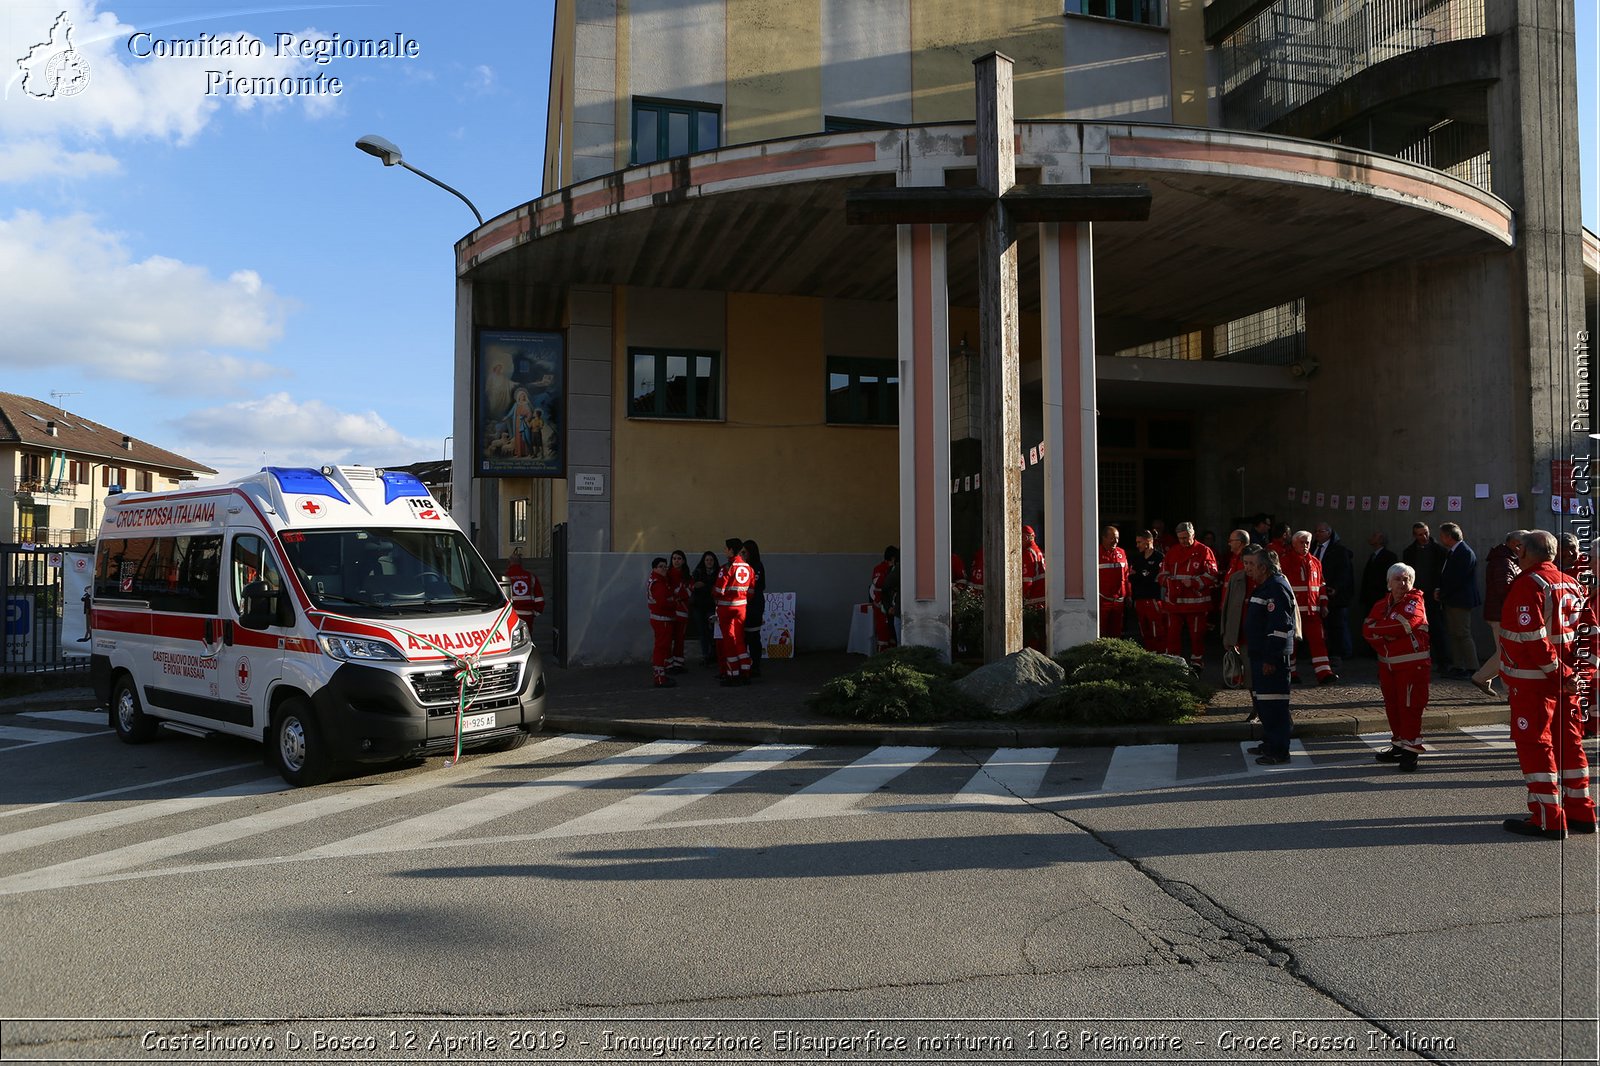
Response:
[453,0,1595,664]
[0,392,214,545]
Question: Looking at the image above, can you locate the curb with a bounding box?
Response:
[546,702,1512,748]
[0,691,99,715]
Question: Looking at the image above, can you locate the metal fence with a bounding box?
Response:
[2,543,93,675]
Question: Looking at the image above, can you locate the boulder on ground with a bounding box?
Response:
[953,648,1065,716]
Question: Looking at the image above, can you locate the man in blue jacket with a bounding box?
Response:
[1436,522,1482,677]
[1242,544,1297,765]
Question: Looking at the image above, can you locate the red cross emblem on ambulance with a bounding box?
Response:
[297,499,325,519]
[236,656,251,693]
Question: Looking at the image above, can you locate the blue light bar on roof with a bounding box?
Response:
[381,470,430,504]
[266,467,350,503]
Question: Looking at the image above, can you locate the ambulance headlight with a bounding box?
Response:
[510,620,531,649]
[319,634,406,662]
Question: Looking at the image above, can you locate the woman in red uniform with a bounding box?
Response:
[1362,562,1430,771]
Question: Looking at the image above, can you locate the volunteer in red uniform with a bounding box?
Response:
[1283,530,1338,684]
[1362,561,1430,771]
[1158,521,1217,670]
[646,557,676,688]
[504,549,545,623]
[969,547,985,593]
[715,539,755,684]
[1498,530,1595,838]
[666,549,691,673]
[1097,525,1130,639]
[868,546,899,653]
[1022,526,1047,608]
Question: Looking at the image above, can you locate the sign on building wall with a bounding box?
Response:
[476,329,566,478]
[763,592,796,659]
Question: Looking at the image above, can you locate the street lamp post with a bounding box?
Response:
[354,135,484,226]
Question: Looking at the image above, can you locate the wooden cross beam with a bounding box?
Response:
[845,52,1150,662]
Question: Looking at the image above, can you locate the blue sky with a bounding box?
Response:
[0,2,1594,482]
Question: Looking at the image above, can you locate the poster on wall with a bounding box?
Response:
[476,329,566,478]
[763,592,797,659]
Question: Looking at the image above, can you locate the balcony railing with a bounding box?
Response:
[1219,0,1487,132]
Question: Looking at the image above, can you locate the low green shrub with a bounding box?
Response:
[1022,638,1212,726]
[808,652,983,723]
[951,585,1045,658]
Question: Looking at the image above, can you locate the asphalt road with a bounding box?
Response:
[0,711,1595,1065]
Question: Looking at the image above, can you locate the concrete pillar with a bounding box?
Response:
[565,285,615,552]
[451,278,478,544]
[1039,221,1099,653]
[896,223,953,657]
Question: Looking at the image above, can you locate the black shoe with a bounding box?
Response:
[1397,750,1419,773]
[1291,673,1303,684]
[1569,820,1598,834]
[1248,744,1266,755]
[1318,673,1340,686]
[1374,747,1403,763]
[1255,754,1290,765]
[1503,818,1566,840]
[666,665,685,675]
[653,676,677,688]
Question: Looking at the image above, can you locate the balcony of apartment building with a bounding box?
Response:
[1210,0,1496,192]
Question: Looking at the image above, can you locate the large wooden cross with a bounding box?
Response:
[846,52,1150,661]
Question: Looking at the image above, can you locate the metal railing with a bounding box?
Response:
[2,544,92,675]
[1218,0,1487,132]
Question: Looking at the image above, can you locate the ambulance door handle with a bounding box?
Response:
[223,621,235,647]
[204,618,215,645]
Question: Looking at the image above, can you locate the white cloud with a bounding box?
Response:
[0,208,290,383]
[178,393,433,480]
[0,2,343,176]
[468,64,495,93]
[0,139,120,182]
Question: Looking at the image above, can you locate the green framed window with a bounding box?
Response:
[631,98,720,165]
[1065,0,1163,26]
[629,348,721,420]
[826,356,898,426]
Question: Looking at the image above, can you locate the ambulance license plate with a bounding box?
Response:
[462,712,496,733]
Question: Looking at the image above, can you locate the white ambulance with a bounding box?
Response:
[90,465,546,785]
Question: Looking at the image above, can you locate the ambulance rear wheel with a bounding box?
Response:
[272,696,331,787]
[112,676,159,744]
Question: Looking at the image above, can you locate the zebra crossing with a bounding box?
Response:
[0,716,1525,898]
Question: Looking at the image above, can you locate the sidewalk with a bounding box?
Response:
[1,651,1511,748]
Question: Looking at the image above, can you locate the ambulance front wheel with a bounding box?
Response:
[482,729,531,753]
[112,676,159,744]
[272,696,332,787]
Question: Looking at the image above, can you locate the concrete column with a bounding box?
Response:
[1039,222,1099,653]
[895,223,953,657]
[451,277,478,544]
[565,285,614,552]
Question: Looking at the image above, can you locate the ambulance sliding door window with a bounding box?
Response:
[231,534,287,620]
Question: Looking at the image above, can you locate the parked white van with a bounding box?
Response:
[90,465,546,785]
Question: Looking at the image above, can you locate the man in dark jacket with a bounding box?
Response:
[1357,530,1399,656]
[1471,529,1524,695]
[1242,545,1296,764]
[1436,522,1481,676]
[1312,522,1355,660]
[1403,522,1450,667]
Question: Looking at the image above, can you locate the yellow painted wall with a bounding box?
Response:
[611,291,898,554]
[1167,0,1209,126]
[727,0,823,144]
[544,0,576,191]
[911,0,1067,123]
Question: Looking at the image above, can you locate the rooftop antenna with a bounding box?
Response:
[50,390,80,405]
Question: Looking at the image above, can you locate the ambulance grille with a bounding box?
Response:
[408,661,522,706]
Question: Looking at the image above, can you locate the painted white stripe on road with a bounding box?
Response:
[1240,739,1311,774]
[535,744,811,839]
[1100,744,1178,793]
[953,747,1057,804]
[0,723,110,747]
[1461,725,1516,750]
[752,746,940,821]
[0,762,264,822]
[300,735,664,858]
[18,710,106,726]
[1358,732,1396,753]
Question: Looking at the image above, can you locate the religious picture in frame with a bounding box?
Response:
[477,330,566,478]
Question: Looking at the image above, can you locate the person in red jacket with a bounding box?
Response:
[1097,525,1130,638]
[504,549,545,622]
[665,549,691,673]
[1158,521,1217,671]
[969,547,985,592]
[646,557,677,688]
[715,538,755,684]
[1498,530,1595,838]
[1022,526,1046,608]
[1362,561,1431,771]
[1283,530,1338,684]
[868,546,899,653]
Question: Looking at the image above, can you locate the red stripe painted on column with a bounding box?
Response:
[1056,229,1085,600]
[911,225,936,602]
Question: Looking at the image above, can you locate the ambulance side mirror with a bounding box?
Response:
[240,580,282,631]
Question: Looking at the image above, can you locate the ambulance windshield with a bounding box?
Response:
[278,528,505,616]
